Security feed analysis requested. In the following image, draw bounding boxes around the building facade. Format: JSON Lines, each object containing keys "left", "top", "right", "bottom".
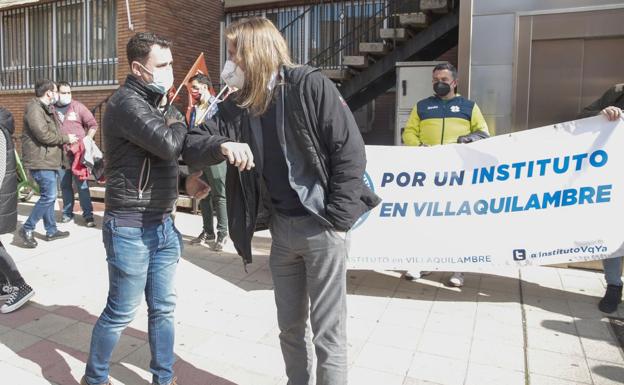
{"left": 458, "top": 0, "right": 624, "bottom": 135}
{"left": 0, "top": 0, "right": 459, "bottom": 148}
{"left": 222, "top": 0, "right": 459, "bottom": 145}
{"left": 0, "top": 0, "right": 223, "bottom": 147}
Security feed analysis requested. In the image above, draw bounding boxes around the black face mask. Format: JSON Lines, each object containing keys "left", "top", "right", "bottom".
{"left": 433, "top": 81, "right": 452, "bottom": 97}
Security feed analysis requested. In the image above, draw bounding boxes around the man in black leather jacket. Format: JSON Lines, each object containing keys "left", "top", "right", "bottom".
{"left": 81, "top": 32, "right": 253, "bottom": 385}
{"left": 184, "top": 18, "right": 380, "bottom": 385}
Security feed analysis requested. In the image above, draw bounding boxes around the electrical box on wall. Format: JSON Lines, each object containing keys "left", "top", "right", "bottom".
{"left": 395, "top": 61, "right": 445, "bottom": 145}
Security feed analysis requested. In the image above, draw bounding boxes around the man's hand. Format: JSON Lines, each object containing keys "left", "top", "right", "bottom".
{"left": 67, "top": 134, "right": 78, "bottom": 144}
{"left": 601, "top": 106, "right": 622, "bottom": 121}
{"left": 185, "top": 171, "right": 210, "bottom": 200}
{"left": 220, "top": 142, "right": 255, "bottom": 171}
{"left": 166, "top": 115, "right": 185, "bottom": 127}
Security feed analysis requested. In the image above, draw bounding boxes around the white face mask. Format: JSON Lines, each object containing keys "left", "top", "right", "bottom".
{"left": 220, "top": 60, "right": 245, "bottom": 91}
{"left": 139, "top": 63, "right": 174, "bottom": 94}
{"left": 57, "top": 94, "right": 72, "bottom": 106}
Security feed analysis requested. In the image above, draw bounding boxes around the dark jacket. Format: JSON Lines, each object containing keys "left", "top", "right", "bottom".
{"left": 184, "top": 66, "right": 382, "bottom": 264}
{"left": 103, "top": 75, "right": 227, "bottom": 214}
{"left": 578, "top": 83, "right": 624, "bottom": 118}
{"left": 21, "top": 98, "right": 71, "bottom": 170}
{"left": 0, "top": 107, "right": 17, "bottom": 235}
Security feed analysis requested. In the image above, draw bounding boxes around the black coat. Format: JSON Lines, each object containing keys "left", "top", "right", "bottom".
{"left": 184, "top": 66, "right": 381, "bottom": 264}
{"left": 103, "top": 75, "right": 226, "bottom": 214}
{"left": 579, "top": 83, "right": 624, "bottom": 118}
{"left": 0, "top": 107, "right": 17, "bottom": 235}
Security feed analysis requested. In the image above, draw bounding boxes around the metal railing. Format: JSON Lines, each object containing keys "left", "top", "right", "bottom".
{"left": 227, "top": 0, "right": 400, "bottom": 69}
{"left": 307, "top": 0, "right": 424, "bottom": 69}
{"left": 0, "top": 0, "right": 117, "bottom": 90}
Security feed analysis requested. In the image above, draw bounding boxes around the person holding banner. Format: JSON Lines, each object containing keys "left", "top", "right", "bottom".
{"left": 188, "top": 73, "right": 229, "bottom": 251}
{"left": 184, "top": 17, "right": 380, "bottom": 385}
{"left": 579, "top": 84, "right": 624, "bottom": 313}
{"left": 402, "top": 62, "right": 490, "bottom": 287}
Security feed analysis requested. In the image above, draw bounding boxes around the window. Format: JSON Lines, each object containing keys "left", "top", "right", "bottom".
{"left": 0, "top": 0, "right": 117, "bottom": 90}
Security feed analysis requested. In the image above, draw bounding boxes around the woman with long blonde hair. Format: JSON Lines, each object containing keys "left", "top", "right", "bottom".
{"left": 184, "top": 17, "right": 380, "bottom": 385}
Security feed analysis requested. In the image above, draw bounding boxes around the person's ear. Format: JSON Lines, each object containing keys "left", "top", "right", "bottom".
{"left": 131, "top": 61, "right": 143, "bottom": 77}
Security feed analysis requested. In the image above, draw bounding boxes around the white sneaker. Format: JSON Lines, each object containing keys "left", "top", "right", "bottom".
{"left": 404, "top": 271, "right": 431, "bottom": 281}
{"left": 448, "top": 272, "right": 464, "bottom": 287}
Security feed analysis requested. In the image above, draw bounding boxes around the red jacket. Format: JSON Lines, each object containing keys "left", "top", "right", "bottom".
{"left": 68, "top": 140, "right": 90, "bottom": 181}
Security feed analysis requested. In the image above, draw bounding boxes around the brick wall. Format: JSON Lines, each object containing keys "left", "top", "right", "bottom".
{"left": 1, "top": 89, "right": 116, "bottom": 151}
{"left": 147, "top": 0, "right": 223, "bottom": 90}
{"left": 117, "top": 0, "right": 148, "bottom": 84}
{"left": 0, "top": 0, "right": 145, "bottom": 147}
{"left": 0, "top": 0, "right": 224, "bottom": 149}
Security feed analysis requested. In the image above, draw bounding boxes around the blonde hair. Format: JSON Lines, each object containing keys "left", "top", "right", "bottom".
{"left": 225, "top": 17, "right": 297, "bottom": 116}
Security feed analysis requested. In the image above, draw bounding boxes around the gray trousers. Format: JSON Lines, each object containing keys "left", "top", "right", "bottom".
{"left": 269, "top": 213, "right": 349, "bottom": 385}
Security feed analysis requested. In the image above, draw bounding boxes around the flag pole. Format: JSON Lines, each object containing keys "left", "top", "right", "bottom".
{"left": 168, "top": 52, "right": 207, "bottom": 107}
{"left": 169, "top": 82, "right": 186, "bottom": 106}
{"left": 194, "top": 85, "right": 230, "bottom": 125}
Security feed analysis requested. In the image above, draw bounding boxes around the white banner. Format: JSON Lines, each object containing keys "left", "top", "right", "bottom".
{"left": 348, "top": 116, "right": 624, "bottom": 271}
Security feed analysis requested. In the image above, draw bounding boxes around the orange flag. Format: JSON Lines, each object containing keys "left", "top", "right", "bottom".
{"left": 171, "top": 53, "right": 214, "bottom": 124}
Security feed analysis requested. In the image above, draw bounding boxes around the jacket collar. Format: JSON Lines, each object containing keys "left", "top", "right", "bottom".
{"left": 36, "top": 98, "right": 54, "bottom": 115}
{"left": 123, "top": 74, "right": 164, "bottom": 107}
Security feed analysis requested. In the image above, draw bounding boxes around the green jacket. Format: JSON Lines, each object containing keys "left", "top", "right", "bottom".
{"left": 21, "top": 98, "right": 71, "bottom": 170}
{"left": 578, "top": 83, "right": 624, "bottom": 118}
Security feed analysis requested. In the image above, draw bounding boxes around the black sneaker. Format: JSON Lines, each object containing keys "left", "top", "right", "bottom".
{"left": 0, "top": 283, "right": 15, "bottom": 301}
{"left": 85, "top": 218, "right": 96, "bottom": 228}
{"left": 598, "top": 284, "right": 623, "bottom": 313}
{"left": 213, "top": 233, "right": 227, "bottom": 251}
{"left": 0, "top": 283, "right": 35, "bottom": 313}
{"left": 45, "top": 230, "right": 70, "bottom": 241}
{"left": 18, "top": 227, "right": 38, "bottom": 248}
{"left": 191, "top": 230, "right": 215, "bottom": 245}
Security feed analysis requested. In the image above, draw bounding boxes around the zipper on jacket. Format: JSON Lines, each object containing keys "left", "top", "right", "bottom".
{"left": 138, "top": 157, "right": 151, "bottom": 200}
{"left": 440, "top": 103, "right": 446, "bottom": 145}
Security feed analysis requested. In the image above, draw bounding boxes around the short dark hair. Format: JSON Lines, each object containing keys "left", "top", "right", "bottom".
{"left": 57, "top": 81, "right": 71, "bottom": 90}
{"left": 190, "top": 73, "right": 212, "bottom": 88}
{"left": 126, "top": 32, "right": 172, "bottom": 66}
{"left": 433, "top": 63, "right": 457, "bottom": 80}
{"left": 35, "top": 79, "right": 56, "bottom": 97}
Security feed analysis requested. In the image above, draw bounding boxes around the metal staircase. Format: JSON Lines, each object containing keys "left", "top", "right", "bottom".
{"left": 280, "top": 0, "right": 459, "bottom": 111}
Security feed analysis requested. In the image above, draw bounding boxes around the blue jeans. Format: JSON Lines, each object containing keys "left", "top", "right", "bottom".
{"left": 603, "top": 257, "right": 623, "bottom": 286}
{"left": 23, "top": 169, "right": 59, "bottom": 235}
{"left": 85, "top": 216, "right": 182, "bottom": 385}
{"left": 59, "top": 167, "right": 93, "bottom": 220}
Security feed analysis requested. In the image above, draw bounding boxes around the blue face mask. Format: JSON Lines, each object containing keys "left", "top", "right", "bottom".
{"left": 138, "top": 62, "right": 174, "bottom": 94}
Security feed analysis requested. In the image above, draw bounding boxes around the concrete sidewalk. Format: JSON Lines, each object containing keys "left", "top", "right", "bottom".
{"left": 0, "top": 202, "right": 623, "bottom": 385}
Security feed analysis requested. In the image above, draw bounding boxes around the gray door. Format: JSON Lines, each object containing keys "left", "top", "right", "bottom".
{"left": 528, "top": 37, "right": 624, "bottom": 129}
{"left": 513, "top": 8, "right": 624, "bottom": 131}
